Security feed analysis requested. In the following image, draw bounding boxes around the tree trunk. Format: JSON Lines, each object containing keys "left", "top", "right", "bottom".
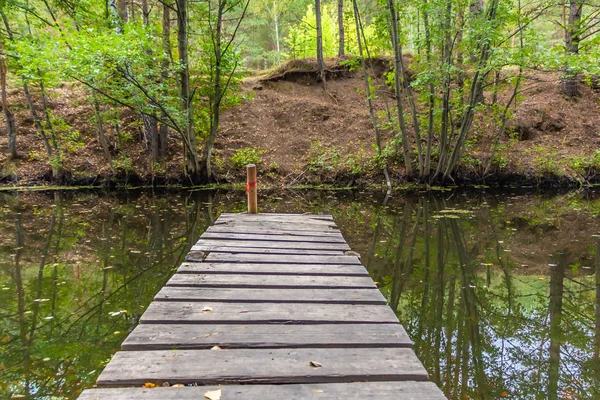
{"left": 548, "top": 254, "right": 567, "bottom": 400}
{"left": 176, "top": 0, "right": 200, "bottom": 179}
{"left": 352, "top": 0, "right": 392, "bottom": 193}
{"left": 562, "top": 0, "right": 583, "bottom": 97}
{"left": 92, "top": 89, "right": 114, "bottom": 170}
{"left": 160, "top": 1, "right": 172, "bottom": 159}
{"left": 200, "top": 2, "right": 224, "bottom": 183}
{"left": 337, "top": 0, "right": 345, "bottom": 57}
{"left": 141, "top": 0, "right": 160, "bottom": 163}
{"left": 273, "top": 0, "right": 281, "bottom": 64}
{"left": 315, "top": 0, "right": 326, "bottom": 83}
{"left": 117, "top": 0, "right": 128, "bottom": 24}
{"left": 386, "top": 0, "right": 412, "bottom": 176}
{"left": 0, "top": 39, "right": 17, "bottom": 159}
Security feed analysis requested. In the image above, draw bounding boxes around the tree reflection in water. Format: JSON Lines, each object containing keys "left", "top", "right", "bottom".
{"left": 0, "top": 191, "right": 212, "bottom": 399}
{"left": 357, "top": 195, "right": 600, "bottom": 399}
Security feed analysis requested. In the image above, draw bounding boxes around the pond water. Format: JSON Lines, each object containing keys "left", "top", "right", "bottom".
{"left": 0, "top": 189, "right": 598, "bottom": 399}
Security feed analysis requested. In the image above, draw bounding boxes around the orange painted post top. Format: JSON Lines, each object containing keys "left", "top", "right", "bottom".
{"left": 247, "top": 164, "right": 257, "bottom": 214}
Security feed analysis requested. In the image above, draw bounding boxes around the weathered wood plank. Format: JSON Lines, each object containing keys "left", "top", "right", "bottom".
{"left": 200, "top": 231, "right": 347, "bottom": 243}
{"left": 218, "top": 214, "right": 335, "bottom": 224}
{"left": 207, "top": 225, "right": 343, "bottom": 236}
{"left": 166, "top": 274, "right": 376, "bottom": 289}
{"left": 81, "top": 381, "right": 446, "bottom": 400}
{"left": 191, "top": 245, "right": 345, "bottom": 256}
{"left": 122, "top": 323, "right": 411, "bottom": 350}
{"left": 220, "top": 213, "right": 334, "bottom": 220}
{"left": 177, "top": 262, "right": 369, "bottom": 276}
{"left": 204, "top": 253, "right": 361, "bottom": 265}
{"left": 193, "top": 239, "right": 350, "bottom": 251}
{"left": 139, "top": 301, "right": 399, "bottom": 324}
{"left": 213, "top": 221, "right": 338, "bottom": 232}
{"left": 95, "top": 348, "right": 428, "bottom": 386}
{"left": 155, "top": 287, "right": 385, "bottom": 304}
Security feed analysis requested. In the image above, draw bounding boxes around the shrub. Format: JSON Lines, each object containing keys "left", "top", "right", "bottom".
{"left": 231, "top": 147, "right": 265, "bottom": 169}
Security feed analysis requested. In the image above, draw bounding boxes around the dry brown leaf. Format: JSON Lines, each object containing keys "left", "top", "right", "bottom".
{"left": 201, "top": 306, "right": 213, "bottom": 314}
{"left": 211, "top": 346, "right": 222, "bottom": 351}
{"left": 308, "top": 361, "right": 322, "bottom": 368}
{"left": 204, "top": 389, "right": 222, "bottom": 400}
{"left": 161, "top": 382, "right": 170, "bottom": 387}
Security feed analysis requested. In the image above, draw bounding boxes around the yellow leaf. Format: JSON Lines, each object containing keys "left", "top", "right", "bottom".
{"left": 204, "top": 389, "right": 222, "bottom": 400}
{"left": 143, "top": 382, "right": 157, "bottom": 388}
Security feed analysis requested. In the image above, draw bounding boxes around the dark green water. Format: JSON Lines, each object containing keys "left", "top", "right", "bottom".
{"left": 0, "top": 189, "right": 598, "bottom": 399}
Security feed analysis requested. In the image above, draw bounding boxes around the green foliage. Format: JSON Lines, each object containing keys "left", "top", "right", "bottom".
{"left": 532, "top": 147, "right": 559, "bottom": 176}
{"left": 113, "top": 155, "right": 134, "bottom": 174}
{"left": 230, "top": 147, "right": 265, "bottom": 169}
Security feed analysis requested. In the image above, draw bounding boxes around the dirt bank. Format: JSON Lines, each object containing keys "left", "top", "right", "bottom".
{"left": 1, "top": 58, "right": 600, "bottom": 188}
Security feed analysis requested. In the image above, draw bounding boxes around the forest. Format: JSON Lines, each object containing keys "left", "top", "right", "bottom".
{"left": 0, "top": 0, "right": 600, "bottom": 187}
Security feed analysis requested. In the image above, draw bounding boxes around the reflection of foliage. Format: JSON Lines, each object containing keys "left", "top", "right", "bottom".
{"left": 0, "top": 192, "right": 212, "bottom": 399}
{"left": 354, "top": 195, "right": 600, "bottom": 399}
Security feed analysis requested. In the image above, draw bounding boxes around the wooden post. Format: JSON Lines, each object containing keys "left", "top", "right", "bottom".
{"left": 247, "top": 164, "right": 257, "bottom": 214}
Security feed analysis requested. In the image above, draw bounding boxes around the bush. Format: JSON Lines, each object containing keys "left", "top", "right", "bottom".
{"left": 231, "top": 147, "right": 265, "bottom": 169}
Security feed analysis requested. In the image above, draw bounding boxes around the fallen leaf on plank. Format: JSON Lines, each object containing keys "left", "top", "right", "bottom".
{"left": 204, "top": 389, "right": 222, "bottom": 400}
{"left": 309, "top": 361, "right": 322, "bottom": 368}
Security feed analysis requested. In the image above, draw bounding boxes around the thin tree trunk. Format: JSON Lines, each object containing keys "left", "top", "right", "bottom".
{"left": 562, "top": 0, "right": 583, "bottom": 97}
{"left": 274, "top": 1, "right": 281, "bottom": 64}
{"left": 315, "top": 0, "right": 326, "bottom": 84}
{"left": 352, "top": 0, "right": 392, "bottom": 193}
{"left": 338, "top": 0, "right": 345, "bottom": 57}
{"left": 386, "top": 0, "right": 412, "bottom": 176}
{"left": 594, "top": 237, "right": 600, "bottom": 386}
{"left": 22, "top": 81, "right": 53, "bottom": 158}
{"left": 423, "top": 0, "right": 434, "bottom": 178}
{"left": 92, "top": 89, "right": 114, "bottom": 169}
{"left": 176, "top": 0, "right": 199, "bottom": 179}
{"left": 140, "top": 0, "right": 160, "bottom": 163}
{"left": 548, "top": 254, "right": 567, "bottom": 400}
{"left": 0, "top": 39, "right": 17, "bottom": 159}
{"left": 443, "top": 0, "right": 500, "bottom": 179}
{"left": 200, "top": 1, "right": 225, "bottom": 182}
{"left": 160, "top": 1, "right": 172, "bottom": 159}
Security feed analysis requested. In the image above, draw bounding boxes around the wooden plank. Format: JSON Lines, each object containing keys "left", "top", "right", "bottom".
{"left": 139, "top": 301, "right": 399, "bottom": 324}
{"left": 220, "top": 213, "right": 334, "bottom": 220}
{"left": 213, "top": 221, "right": 337, "bottom": 232}
{"left": 80, "top": 381, "right": 446, "bottom": 400}
{"left": 200, "top": 231, "right": 347, "bottom": 243}
{"left": 191, "top": 245, "right": 345, "bottom": 256}
{"left": 122, "top": 323, "right": 411, "bottom": 350}
{"left": 166, "top": 274, "right": 376, "bottom": 289}
{"left": 192, "top": 239, "right": 350, "bottom": 251}
{"left": 207, "top": 225, "right": 344, "bottom": 237}
{"left": 95, "top": 348, "right": 428, "bottom": 386}
{"left": 204, "top": 253, "right": 361, "bottom": 265}
{"left": 177, "top": 262, "right": 369, "bottom": 276}
{"left": 155, "top": 287, "right": 385, "bottom": 304}
{"left": 217, "top": 214, "right": 335, "bottom": 224}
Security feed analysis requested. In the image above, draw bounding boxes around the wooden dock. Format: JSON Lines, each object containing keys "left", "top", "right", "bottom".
{"left": 79, "top": 213, "right": 445, "bottom": 399}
